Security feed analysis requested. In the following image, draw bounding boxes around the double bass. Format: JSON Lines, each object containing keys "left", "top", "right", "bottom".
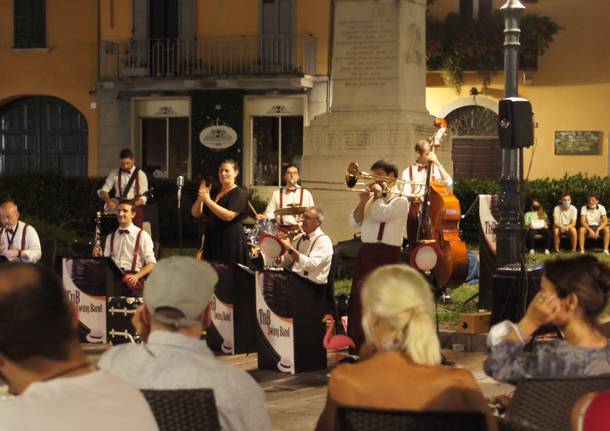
{"left": 410, "top": 118, "right": 469, "bottom": 290}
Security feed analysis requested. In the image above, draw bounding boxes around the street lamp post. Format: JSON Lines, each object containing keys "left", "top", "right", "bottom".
{"left": 496, "top": 0, "right": 526, "bottom": 266}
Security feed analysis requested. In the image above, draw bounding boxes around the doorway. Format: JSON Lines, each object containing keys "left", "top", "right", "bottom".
{"left": 141, "top": 117, "right": 189, "bottom": 179}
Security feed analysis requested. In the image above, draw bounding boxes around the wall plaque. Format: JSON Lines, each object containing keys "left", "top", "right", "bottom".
{"left": 554, "top": 131, "right": 602, "bottom": 155}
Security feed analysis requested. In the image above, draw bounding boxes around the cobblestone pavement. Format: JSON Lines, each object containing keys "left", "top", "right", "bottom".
{"left": 84, "top": 345, "right": 512, "bottom": 431}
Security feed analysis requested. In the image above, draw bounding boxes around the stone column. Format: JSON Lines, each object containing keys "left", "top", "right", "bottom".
{"left": 302, "top": 0, "right": 451, "bottom": 241}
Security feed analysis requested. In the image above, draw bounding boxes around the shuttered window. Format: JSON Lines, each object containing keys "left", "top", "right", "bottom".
{"left": 13, "top": 0, "right": 46, "bottom": 48}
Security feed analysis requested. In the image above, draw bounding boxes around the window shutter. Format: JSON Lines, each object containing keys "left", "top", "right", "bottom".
{"left": 13, "top": 0, "right": 46, "bottom": 49}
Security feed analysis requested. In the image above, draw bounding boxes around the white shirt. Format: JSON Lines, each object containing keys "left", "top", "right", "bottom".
{"left": 285, "top": 227, "right": 333, "bottom": 285}
{"left": 401, "top": 163, "right": 453, "bottom": 197}
{"left": 0, "top": 370, "right": 158, "bottom": 431}
{"left": 103, "top": 223, "right": 156, "bottom": 272}
{"left": 0, "top": 220, "right": 41, "bottom": 263}
{"left": 264, "top": 186, "right": 314, "bottom": 225}
{"left": 99, "top": 331, "right": 271, "bottom": 431}
{"left": 100, "top": 166, "right": 149, "bottom": 204}
{"left": 349, "top": 195, "right": 409, "bottom": 247}
{"left": 580, "top": 204, "right": 607, "bottom": 226}
{"left": 553, "top": 204, "right": 578, "bottom": 227}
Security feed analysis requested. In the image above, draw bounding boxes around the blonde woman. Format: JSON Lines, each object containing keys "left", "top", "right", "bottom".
{"left": 315, "top": 264, "right": 497, "bottom": 431}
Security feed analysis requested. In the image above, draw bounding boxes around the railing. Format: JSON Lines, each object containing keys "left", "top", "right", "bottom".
{"left": 99, "top": 35, "right": 318, "bottom": 81}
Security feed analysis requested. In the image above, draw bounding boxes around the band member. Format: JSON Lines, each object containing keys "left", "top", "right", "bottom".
{"left": 191, "top": 159, "right": 249, "bottom": 265}
{"left": 98, "top": 148, "right": 149, "bottom": 227}
{"left": 93, "top": 200, "right": 156, "bottom": 289}
{"left": 347, "top": 160, "right": 409, "bottom": 353}
{"left": 0, "top": 200, "right": 42, "bottom": 263}
{"left": 281, "top": 207, "right": 333, "bottom": 285}
{"left": 263, "top": 164, "right": 314, "bottom": 227}
{"left": 402, "top": 139, "right": 453, "bottom": 248}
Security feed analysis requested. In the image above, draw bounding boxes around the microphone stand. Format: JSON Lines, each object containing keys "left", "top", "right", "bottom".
{"left": 177, "top": 176, "right": 184, "bottom": 255}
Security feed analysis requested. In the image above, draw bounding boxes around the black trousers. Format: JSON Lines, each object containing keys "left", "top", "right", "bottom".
{"left": 526, "top": 228, "right": 552, "bottom": 250}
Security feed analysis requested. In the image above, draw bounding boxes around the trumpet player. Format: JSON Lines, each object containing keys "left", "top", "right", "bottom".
{"left": 402, "top": 139, "right": 453, "bottom": 248}
{"left": 263, "top": 164, "right": 314, "bottom": 227}
{"left": 347, "top": 160, "right": 409, "bottom": 353}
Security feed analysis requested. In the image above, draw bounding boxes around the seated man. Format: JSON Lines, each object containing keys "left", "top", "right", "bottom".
{"left": 93, "top": 200, "right": 155, "bottom": 289}
{"left": 99, "top": 256, "right": 271, "bottom": 431}
{"left": 0, "top": 200, "right": 41, "bottom": 263}
{"left": 281, "top": 207, "right": 333, "bottom": 286}
{"left": 579, "top": 194, "right": 609, "bottom": 254}
{"left": 553, "top": 192, "right": 578, "bottom": 252}
{"left": 0, "top": 263, "right": 157, "bottom": 430}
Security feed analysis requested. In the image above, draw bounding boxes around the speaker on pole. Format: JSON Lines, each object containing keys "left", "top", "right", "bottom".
{"left": 498, "top": 97, "right": 534, "bottom": 149}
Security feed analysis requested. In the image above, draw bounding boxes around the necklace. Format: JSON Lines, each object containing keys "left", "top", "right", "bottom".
{"left": 43, "top": 362, "right": 93, "bottom": 382}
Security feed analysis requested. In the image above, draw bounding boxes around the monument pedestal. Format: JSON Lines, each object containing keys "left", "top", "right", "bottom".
{"left": 302, "top": 0, "right": 453, "bottom": 241}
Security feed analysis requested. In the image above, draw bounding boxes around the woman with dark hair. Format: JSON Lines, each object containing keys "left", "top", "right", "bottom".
{"left": 484, "top": 255, "right": 610, "bottom": 383}
{"left": 191, "top": 159, "right": 249, "bottom": 264}
{"left": 524, "top": 198, "right": 551, "bottom": 255}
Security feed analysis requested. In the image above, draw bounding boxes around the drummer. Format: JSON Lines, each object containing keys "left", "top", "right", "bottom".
{"left": 263, "top": 164, "right": 314, "bottom": 230}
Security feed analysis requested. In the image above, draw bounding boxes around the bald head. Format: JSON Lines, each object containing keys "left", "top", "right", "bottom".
{"left": 0, "top": 201, "right": 19, "bottom": 229}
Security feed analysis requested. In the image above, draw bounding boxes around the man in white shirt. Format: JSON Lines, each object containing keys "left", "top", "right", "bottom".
{"left": 281, "top": 207, "right": 333, "bottom": 285}
{"left": 578, "top": 194, "right": 609, "bottom": 254}
{"left": 0, "top": 263, "right": 158, "bottom": 431}
{"left": 93, "top": 200, "right": 156, "bottom": 290}
{"left": 99, "top": 148, "right": 149, "bottom": 227}
{"left": 553, "top": 192, "right": 578, "bottom": 252}
{"left": 347, "top": 160, "right": 409, "bottom": 352}
{"left": 401, "top": 139, "right": 452, "bottom": 248}
{"left": 0, "top": 200, "right": 42, "bottom": 263}
{"left": 263, "top": 164, "right": 314, "bottom": 227}
{"left": 99, "top": 256, "right": 271, "bottom": 431}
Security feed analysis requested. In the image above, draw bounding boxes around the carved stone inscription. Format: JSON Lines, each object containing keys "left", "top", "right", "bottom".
{"left": 332, "top": 1, "right": 399, "bottom": 110}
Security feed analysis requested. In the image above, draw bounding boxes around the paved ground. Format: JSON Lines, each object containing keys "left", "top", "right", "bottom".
{"left": 84, "top": 345, "right": 513, "bottom": 431}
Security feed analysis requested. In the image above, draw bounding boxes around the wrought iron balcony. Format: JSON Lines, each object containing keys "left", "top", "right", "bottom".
{"left": 99, "top": 35, "right": 318, "bottom": 81}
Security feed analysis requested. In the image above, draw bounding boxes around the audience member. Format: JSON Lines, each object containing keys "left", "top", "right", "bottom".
{"left": 315, "top": 264, "right": 497, "bottom": 431}
{"left": 484, "top": 255, "right": 610, "bottom": 383}
{"left": 571, "top": 389, "right": 610, "bottom": 431}
{"left": 579, "top": 194, "right": 609, "bottom": 254}
{"left": 524, "top": 198, "right": 551, "bottom": 255}
{"left": 99, "top": 256, "right": 271, "bottom": 431}
{"left": 553, "top": 193, "right": 578, "bottom": 252}
{"left": 0, "top": 263, "right": 158, "bottom": 431}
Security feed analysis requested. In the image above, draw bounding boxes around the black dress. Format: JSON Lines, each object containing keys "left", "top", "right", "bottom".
{"left": 202, "top": 187, "right": 249, "bottom": 265}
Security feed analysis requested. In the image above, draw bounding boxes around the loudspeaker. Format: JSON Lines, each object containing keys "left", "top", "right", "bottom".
{"left": 498, "top": 97, "right": 534, "bottom": 149}
{"left": 491, "top": 266, "right": 542, "bottom": 325}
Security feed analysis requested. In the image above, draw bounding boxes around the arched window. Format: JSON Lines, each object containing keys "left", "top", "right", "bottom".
{"left": 446, "top": 105, "right": 501, "bottom": 180}
{"left": 0, "top": 96, "right": 88, "bottom": 176}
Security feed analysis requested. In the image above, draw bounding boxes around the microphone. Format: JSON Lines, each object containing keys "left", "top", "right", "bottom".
{"left": 177, "top": 175, "right": 185, "bottom": 208}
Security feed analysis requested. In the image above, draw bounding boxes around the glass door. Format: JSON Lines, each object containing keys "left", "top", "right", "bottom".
{"left": 141, "top": 117, "right": 189, "bottom": 179}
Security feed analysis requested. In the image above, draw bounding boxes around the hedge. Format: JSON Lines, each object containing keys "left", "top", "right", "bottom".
{"left": 1, "top": 172, "right": 609, "bottom": 254}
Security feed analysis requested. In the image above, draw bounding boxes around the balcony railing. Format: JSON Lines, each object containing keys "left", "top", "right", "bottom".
{"left": 99, "top": 35, "right": 318, "bottom": 81}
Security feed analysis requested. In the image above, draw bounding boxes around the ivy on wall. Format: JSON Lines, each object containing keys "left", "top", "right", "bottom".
{"left": 426, "top": 12, "right": 562, "bottom": 93}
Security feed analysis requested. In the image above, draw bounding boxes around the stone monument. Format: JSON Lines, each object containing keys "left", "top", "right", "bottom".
{"left": 301, "top": 0, "right": 452, "bottom": 242}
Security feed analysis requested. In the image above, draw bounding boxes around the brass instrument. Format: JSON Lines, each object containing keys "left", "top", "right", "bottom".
{"left": 92, "top": 211, "right": 103, "bottom": 256}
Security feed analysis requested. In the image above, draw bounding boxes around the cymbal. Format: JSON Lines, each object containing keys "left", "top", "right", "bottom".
{"left": 274, "top": 206, "right": 308, "bottom": 216}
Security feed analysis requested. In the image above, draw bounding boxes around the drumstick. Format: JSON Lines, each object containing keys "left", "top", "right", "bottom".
{"left": 248, "top": 201, "right": 259, "bottom": 218}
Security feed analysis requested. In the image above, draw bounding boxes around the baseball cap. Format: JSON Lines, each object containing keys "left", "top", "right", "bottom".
{"left": 143, "top": 256, "right": 218, "bottom": 327}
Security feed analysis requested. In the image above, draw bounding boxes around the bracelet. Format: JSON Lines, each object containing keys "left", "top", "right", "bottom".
{"left": 511, "top": 322, "right": 531, "bottom": 344}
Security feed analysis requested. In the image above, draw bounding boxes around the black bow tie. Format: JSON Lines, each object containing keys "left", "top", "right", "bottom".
{"left": 119, "top": 229, "right": 129, "bottom": 235}
{"left": 120, "top": 169, "right": 131, "bottom": 174}
{"left": 301, "top": 234, "right": 310, "bottom": 241}
{"left": 5, "top": 228, "right": 14, "bottom": 234}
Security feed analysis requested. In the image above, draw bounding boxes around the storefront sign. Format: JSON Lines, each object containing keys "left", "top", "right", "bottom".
{"left": 199, "top": 125, "right": 238, "bottom": 150}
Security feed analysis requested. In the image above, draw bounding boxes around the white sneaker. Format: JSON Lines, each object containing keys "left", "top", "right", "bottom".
{"left": 604, "top": 250, "right": 609, "bottom": 255}
{"left": 580, "top": 250, "right": 585, "bottom": 254}
{"left": 544, "top": 249, "right": 550, "bottom": 255}
{"left": 529, "top": 249, "right": 535, "bottom": 255}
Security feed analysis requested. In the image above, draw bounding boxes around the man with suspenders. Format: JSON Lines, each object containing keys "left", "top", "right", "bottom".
{"left": 264, "top": 164, "right": 314, "bottom": 229}
{"left": 281, "top": 207, "right": 333, "bottom": 286}
{"left": 347, "top": 160, "right": 409, "bottom": 353}
{"left": 99, "top": 148, "right": 149, "bottom": 228}
{"left": 0, "top": 200, "right": 42, "bottom": 263}
{"left": 93, "top": 200, "right": 156, "bottom": 290}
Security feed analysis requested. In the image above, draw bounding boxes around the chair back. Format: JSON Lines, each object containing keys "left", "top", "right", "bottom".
{"left": 336, "top": 406, "right": 486, "bottom": 431}
{"left": 504, "top": 375, "right": 610, "bottom": 431}
{"left": 141, "top": 388, "right": 221, "bottom": 431}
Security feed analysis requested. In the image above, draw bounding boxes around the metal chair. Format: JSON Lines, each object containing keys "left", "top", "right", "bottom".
{"left": 336, "top": 406, "right": 487, "bottom": 431}
{"left": 500, "top": 375, "right": 610, "bottom": 431}
{"left": 141, "top": 388, "right": 221, "bottom": 431}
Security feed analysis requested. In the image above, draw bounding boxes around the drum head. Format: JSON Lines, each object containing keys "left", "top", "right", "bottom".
{"left": 259, "top": 233, "right": 286, "bottom": 258}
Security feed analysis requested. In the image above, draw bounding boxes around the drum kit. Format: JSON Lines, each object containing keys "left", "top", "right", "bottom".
{"left": 245, "top": 205, "right": 307, "bottom": 269}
